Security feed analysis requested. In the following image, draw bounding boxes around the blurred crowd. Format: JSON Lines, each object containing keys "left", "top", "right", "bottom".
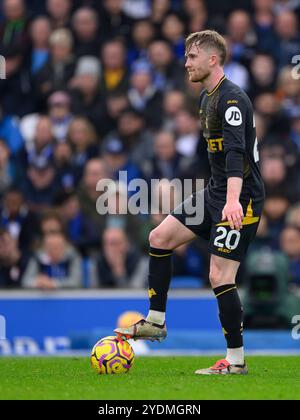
{"left": 0, "top": 0, "right": 300, "bottom": 290}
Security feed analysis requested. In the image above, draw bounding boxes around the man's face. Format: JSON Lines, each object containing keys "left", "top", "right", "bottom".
{"left": 185, "top": 44, "right": 212, "bottom": 83}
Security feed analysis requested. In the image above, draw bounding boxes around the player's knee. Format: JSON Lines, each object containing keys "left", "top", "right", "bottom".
{"left": 209, "top": 264, "right": 226, "bottom": 288}
{"left": 149, "top": 227, "right": 173, "bottom": 250}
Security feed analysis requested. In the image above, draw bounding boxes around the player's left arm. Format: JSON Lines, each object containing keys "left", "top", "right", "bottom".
{"left": 218, "top": 91, "right": 248, "bottom": 231}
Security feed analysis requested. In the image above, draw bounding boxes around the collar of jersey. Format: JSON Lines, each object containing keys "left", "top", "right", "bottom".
{"left": 206, "top": 75, "right": 226, "bottom": 96}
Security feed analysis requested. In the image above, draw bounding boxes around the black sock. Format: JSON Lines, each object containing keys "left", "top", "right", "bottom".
{"left": 213, "top": 284, "right": 243, "bottom": 348}
{"left": 148, "top": 247, "right": 173, "bottom": 312}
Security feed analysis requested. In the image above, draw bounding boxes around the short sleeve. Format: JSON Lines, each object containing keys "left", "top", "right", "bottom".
{"left": 218, "top": 91, "right": 248, "bottom": 154}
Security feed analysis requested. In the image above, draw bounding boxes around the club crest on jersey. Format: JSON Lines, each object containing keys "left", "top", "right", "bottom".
{"left": 225, "top": 106, "right": 242, "bottom": 126}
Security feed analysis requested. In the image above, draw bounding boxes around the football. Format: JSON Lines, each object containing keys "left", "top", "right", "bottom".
{"left": 90, "top": 336, "right": 135, "bottom": 374}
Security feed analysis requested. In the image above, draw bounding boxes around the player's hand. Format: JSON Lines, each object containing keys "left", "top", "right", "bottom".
{"left": 222, "top": 200, "right": 244, "bottom": 231}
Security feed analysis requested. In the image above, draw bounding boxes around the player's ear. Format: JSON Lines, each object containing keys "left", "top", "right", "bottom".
{"left": 209, "top": 53, "right": 218, "bottom": 67}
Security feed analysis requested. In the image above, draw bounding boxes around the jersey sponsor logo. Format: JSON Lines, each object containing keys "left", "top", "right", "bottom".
{"left": 227, "top": 99, "right": 238, "bottom": 104}
{"left": 225, "top": 106, "right": 242, "bottom": 126}
{"left": 207, "top": 138, "right": 224, "bottom": 152}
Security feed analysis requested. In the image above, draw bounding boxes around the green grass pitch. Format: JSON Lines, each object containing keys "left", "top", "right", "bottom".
{"left": 0, "top": 356, "right": 299, "bottom": 400}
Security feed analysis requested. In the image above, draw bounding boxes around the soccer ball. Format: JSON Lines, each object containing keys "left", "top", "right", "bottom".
{"left": 90, "top": 336, "right": 135, "bottom": 374}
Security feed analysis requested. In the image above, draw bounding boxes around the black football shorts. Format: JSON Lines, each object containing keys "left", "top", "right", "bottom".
{"left": 171, "top": 189, "right": 264, "bottom": 262}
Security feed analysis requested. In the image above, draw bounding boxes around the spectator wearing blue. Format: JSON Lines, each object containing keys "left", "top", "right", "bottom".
{"left": 0, "top": 140, "right": 17, "bottom": 197}
{"left": 253, "top": 0, "right": 278, "bottom": 56}
{"left": 161, "top": 13, "right": 186, "bottom": 61}
{"left": 128, "top": 60, "right": 163, "bottom": 129}
{"left": 18, "top": 115, "right": 54, "bottom": 172}
{"left": 0, "top": 227, "right": 28, "bottom": 288}
{"left": 21, "top": 160, "right": 59, "bottom": 212}
{"left": 172, "top": 242, "right": 206, "bottom": 282}
{"left": 148, "top": 39, "right": 185, "bottom": 91}
{"left": 274, "top": 10, "right": 300, "bottom": 68}
{"left": 0, "top": 187, "right": 39, "bottom": 252}
{"left": 226, "top": 9, "right": 257, "bottom": 68}
{"left": 280, "top": 224, "right": 300, "bottom": 287}
{"left": 22, "top": 231, "right": 82, "bottom": 289}
{"left": 47, "top": 90, "right": 73, "bottom": 142}
{"left": 127, "top": 19, "right": 155, "bottom": 66}
{"left": 0, "top": 102, "right": 24, "bottom": 155}
{"left": 29, "top": 16, "right": 51, "bottom": 75}
{"left": 54, "top": 190, "right": 100, "bottom": 256}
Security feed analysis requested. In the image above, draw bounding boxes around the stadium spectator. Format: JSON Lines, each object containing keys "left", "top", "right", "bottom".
{"left": 18, "top": 115, "right": 55, "bottom": 172}
{"left": 174, "top": 108, "right": 200, "bottom": 158}
{"left": 127, "top": 19, "right": 155, "bottom": 65}
{"left": 253, "top": 0, "right": 277, "bottom": 56}
{"left": 77, "top": 158, "right": 108, "bottom": 234}
{"left": 102, "top": 137, "right": 142, "bottom": 187}
{"left": 140, "top": 129, "right": 194, "bottom": 182}
{"left": 122, "top": 0, "right": 151, "bottom": 20}
{"left": 161, "top": 13, "right": 186, "bottom": 61}
{"left": 264, "top": 191, "right": 293, "bottom": 248}
{"left": 0, "top": 102, "right": 24, "bottom": 155}
{"left": 184, "top": 0, "right": 208, "bottom": 33}
{"left": 54, "top": 190, "right": 100, "bottom": 255}
{"left": 35, "top": 28, "right": 75, "bottom": 108}
{"left": 91, "top": 227, "right": 148, "bottom": 288}
{"left": 0, "top": 140, "right": 16, "bottom": 196}
{"left": 0, "top": 187, "right": 39, "bottom": 252}
{"left": 104, "top": 91, "right": 129, "bottom": 135}
{"left": 224, "top": 37, "right": 250, "bottom": 91}
{"left": 71, "top": 6, "right": 101, "bottom": 58}
{"left": 69, "top": 55, "right": 107, "bottom": 136}
{"left": 0, "top": 0, "right": 30, "bottom": 52}
{"left": 21, "top": 160, "right": 58, "bottom": 212}
{"left": 148, "top": 39, "right": 185, "bottom": 91}
{"left": 0, "top": 227, "right": 28, "bottom": 288}
{"left": 172, "top": 241, "right": 207, "bottom": 282}
{"left": 29, "top": 16, "right": 51, "bottom": 75}
{"left": 274, "top": 10, "right": 300, "bottom": 67}
{"left": 162, "top": 90, "right": 186, "bottom": 131}
{"left": 100, "top": 39, "right": 129, "bottom": 95}
{"left": 226, "top": 9, "right": 257, "bottom": 67}
{"left": 280, "top": 224, "right": 300, "bottom": 286}
{"left": 99, "top": 0, "right": 132, "bottom": 43}
{"left": 151, "top": 0, "right": 171, "bottom": 30}
{"left": 47, "top": 90, "right": 73, "bottom": 142}
{"left": 39, "top": 210, "right": 65, "bottom": 239}
{"left": 113, "top": 107, "right": 154, "bottom": 164}
{"left": 0, "top": 45, "right": 35, "bottom": 116}
{"left": 53, "top": 141, "right": 76, "bottom": 192}
{"left": 248, "top": 53, "right": 276, "bottom": 100}
{"left": 66, "top": 116, "right": 98, "bottom": 183}
{"left": 46, "top": 0, "right": 72, "bottom": 29}
{"left": 22, "top": 231, "right": 82, "bottom": 288}
{"left": 127, "top": 60, "right": 163, "bottom": 129}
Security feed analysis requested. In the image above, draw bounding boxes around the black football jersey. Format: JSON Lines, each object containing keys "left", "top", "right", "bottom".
{"left": 199, "top": 76, "right": 265, "bottom": 207}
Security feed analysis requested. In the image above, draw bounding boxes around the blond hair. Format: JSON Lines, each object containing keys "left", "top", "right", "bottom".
{"left": 185, "top": 30, "right": 227, "bottom": 65}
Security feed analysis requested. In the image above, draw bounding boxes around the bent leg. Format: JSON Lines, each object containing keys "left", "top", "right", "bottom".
{"left": 149, "top": 214, "right": 197, "bottom": 250}
{"left": 146, "top": 215, "right": 196, "bottom": 322}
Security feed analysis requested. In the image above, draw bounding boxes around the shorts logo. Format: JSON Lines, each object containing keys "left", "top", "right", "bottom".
{"left": 225, "top": 106, "right": 242, "bottom": 126}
